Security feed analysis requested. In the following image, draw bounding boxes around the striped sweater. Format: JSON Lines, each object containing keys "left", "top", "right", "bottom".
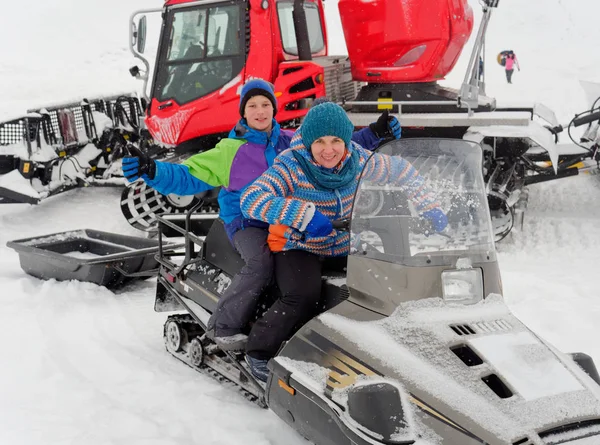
{"left": 240, "top": 133, "right": 440, "bottom": 256}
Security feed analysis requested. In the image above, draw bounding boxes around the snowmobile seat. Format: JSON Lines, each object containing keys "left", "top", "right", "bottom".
{"left": 201, "top": 219, "right": 347, "bottom": 313}
{"left": 203, "top": 218, "right": 245, "bottom": 275}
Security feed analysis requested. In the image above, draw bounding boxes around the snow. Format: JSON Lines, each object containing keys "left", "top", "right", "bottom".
{"left": 1, "top": 0, "right": 600, "bottom": 444}
{"left": 469, "top": 331, "right": 584, "bottom": 401}
{"left": 63, "top": 250, "right": 105, "bottom": 260}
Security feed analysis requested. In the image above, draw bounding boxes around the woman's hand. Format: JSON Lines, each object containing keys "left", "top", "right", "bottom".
{"left": 305, "top": 210, "right": 333, "bottom": 237}
{"left": 421, "top": 208, "right": 448, "bottom": 233}
{"left": 369, "top": 110, "right": 402, "bottom": 140}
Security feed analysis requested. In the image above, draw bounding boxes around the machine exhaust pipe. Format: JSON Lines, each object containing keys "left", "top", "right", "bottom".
{"left": 293, "top": 0, "right": 312, "bottom": 61}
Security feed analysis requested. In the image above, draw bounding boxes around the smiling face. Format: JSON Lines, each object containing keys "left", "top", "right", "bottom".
{"left": 310, "top": 136, "right": 346, "bottom": 169}
{"left": 243, "top": 95, "right": 274, "bottom": 132}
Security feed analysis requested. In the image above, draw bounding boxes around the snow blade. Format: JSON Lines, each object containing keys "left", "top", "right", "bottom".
{"left": 0, "top": 185, "right": 41, "bottom": 204}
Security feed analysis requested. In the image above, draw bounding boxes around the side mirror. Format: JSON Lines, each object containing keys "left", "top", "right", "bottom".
{"left": 137, "top": 16, "right": 147, "bottom": 54}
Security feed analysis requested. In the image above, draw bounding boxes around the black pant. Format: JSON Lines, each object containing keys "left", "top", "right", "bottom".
{"left": 506, "top": 69, "right": 514, "bottom": 83}
{"left": 207, "top": 227, "right": 273, "bottom": 337}
{"left": 246, "top": 250, "right": 347, "bottom": 360}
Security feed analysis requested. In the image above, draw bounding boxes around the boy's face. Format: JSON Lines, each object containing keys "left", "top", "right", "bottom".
{"left": 244, "top": 95, "right": 274, "bottom": 132}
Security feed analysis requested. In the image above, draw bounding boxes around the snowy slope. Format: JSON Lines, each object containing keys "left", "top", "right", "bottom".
{"left": 0, "top": 0, "right": 163, "bottom": 121}
{"left": 1, "top": 1, "right": 600, "bottom": 444}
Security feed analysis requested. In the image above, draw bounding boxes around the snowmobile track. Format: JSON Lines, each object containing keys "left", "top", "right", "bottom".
{"left": 164, "top": 314, "right": 267, "bottom": 408}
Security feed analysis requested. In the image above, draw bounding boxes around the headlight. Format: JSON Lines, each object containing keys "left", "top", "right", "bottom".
{"left": 441, "top": 268, "right": 483, "bottom": 305}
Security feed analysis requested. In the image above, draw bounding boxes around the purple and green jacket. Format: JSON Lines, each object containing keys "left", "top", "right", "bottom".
{"left": 146, "top": 119, "right": 293, "bottom": 239}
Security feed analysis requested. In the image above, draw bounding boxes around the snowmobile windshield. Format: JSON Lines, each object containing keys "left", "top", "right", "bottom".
{"left": 350, "top": 139, "right": 496, "bottom": 268}
{"left": 152, "top": 2, "right": 245, "bottom": 105}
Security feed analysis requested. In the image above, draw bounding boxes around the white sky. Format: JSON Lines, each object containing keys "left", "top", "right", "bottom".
{"left": 1, "top": 0, "right": 600, "bottom": 444}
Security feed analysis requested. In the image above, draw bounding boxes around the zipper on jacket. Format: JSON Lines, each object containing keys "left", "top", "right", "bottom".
{"left": 334, "top": 189, "right": 343, "bottom": 219}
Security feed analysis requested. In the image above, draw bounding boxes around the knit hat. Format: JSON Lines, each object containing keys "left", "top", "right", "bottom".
{"left": 239, "top": 79, "right": 277, "bottom": 117}
{"left": 301, "top": 102, "right": 353, "bottom": 149}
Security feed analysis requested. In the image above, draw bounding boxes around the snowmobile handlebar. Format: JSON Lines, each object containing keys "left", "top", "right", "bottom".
{"left": 332, "top": 219, "right": 350, "bottom": 232}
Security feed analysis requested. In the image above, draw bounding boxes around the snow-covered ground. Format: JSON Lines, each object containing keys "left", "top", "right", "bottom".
{"left": 1, "top": 0, "right": 600, "bottom": 444}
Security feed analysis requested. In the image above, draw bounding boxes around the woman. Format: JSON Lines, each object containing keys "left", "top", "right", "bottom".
{"left": 505, "top": 53, "right": 520, "bottom": 84}
{"left": 122, "top": 81, "right": 398, "bottom": 351}
{"left": 240, "top": 102, "right": 447, "bottom": 381}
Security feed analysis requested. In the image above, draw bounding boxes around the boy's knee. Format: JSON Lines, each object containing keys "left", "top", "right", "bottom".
{"left": 247, "top": 249, "right": 273, "bottom": 270}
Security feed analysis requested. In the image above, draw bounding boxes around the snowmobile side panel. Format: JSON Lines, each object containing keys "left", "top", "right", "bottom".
{"left": 7, "top": 229, "right": 172, "bottom": 288}
{"left": 164, "top": 266, "right": 221, "bottom": 314}
{"left": 268, "top": 358, "right": 366, "bottom": 445}
{"left": 155, "top": 278, "right": 184, "bottom": 312}
{"left": 268, "top": 355, "right": 487, "bottom": 445}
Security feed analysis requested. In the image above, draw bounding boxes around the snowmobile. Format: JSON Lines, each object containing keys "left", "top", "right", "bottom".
{"left": 153, "top": 138, "right": 600, "bottom": 445}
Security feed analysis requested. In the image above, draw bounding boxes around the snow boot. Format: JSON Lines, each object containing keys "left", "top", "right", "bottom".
{"left": 214, "top": 333, "right": 248, "bottom": 351}
{"left": 245, "top": 355, "right": 269, "bottom": 382}
{"left": 206, "top": 328, "right": 248, "bottom": 352}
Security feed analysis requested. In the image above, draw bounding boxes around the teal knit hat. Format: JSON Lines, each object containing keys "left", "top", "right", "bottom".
{"left": 301, "top": 102, "right": 354, "bottom": 149}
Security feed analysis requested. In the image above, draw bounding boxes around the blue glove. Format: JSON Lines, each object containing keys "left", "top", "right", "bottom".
{"left": 421, "top": 208, "right": 448, "bottom": 233}
{"left": 388, "top": 116, "right": 402, "bottom": 139}
{"left": 122, "top": 146, "right": 156, "bottom": 181}
{"left": 305, "top": 210, "right": 333, "bottom": 237}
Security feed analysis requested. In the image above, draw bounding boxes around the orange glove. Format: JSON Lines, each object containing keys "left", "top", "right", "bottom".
{"left": 267, "top": 224, "right": 290, "bottom": 252}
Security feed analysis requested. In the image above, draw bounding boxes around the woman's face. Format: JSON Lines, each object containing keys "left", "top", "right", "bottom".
{"left": 244, "top": 95, "right": 274, "bottom": 132}
{"left": 310, "top": 136, "right": 346, "bottom": 169}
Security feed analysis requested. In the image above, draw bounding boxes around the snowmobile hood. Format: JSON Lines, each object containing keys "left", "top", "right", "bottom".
{"left": 279, "top": 296, "right": 600, "bottom": 444}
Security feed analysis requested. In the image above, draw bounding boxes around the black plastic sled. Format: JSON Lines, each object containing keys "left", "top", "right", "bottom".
{"left": 7, "top": 229, "right": 179, "bottom": 288}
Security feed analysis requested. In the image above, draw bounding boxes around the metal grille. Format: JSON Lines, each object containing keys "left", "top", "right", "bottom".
{"left": 0, "top": 94, "right": 144, "bottom": 148}
{"left": 322, "top": 59, "right": 363, "bottom": 104}
{"left": 44, "top": 108, "right": 85, "bottom": 146}
{"left": 450, "top": 320, "right": 512, "bottom": 336}
{"left": 0, "top": 120, "right": 25, "bottom": 146}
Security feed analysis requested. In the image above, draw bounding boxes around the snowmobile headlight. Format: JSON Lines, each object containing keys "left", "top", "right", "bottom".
{"left": 441, "top": 268, "right": 483, "bottom": 305}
